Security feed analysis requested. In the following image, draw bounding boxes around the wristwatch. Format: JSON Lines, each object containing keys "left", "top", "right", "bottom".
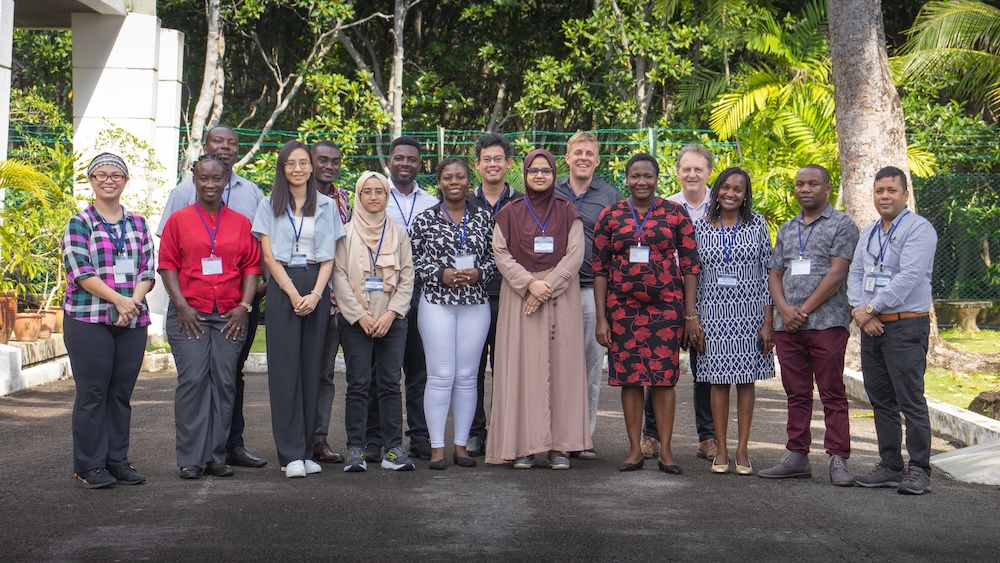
{"left": 239, "top": 302, "right": 253, "bottom": 313}
{"left": 865, "top": 304, "right": 875, "bottom": 315}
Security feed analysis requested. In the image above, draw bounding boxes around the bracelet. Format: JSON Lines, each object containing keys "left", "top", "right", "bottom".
{"left": 310, "top": 290, "right": 322, "bottom": 298}
{"left": 278, "top": 279, "right": 292, "bottom": 289}
{"left": 684, "top": 313, "right": 700, "bottom": 320}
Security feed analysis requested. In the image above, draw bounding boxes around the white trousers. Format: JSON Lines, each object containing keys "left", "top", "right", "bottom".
{"left": 418, "top": 297, "right": 491, "bottom": 448}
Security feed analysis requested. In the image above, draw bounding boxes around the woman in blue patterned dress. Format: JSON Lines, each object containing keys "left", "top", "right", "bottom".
{"left": 694, "top": 167, "right": 774, "bottom": 476}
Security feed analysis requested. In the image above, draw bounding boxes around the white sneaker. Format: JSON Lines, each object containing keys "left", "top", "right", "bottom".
{"left": 285, "top": 460, "right": 306, "bottom": 478}
{"left": 304, "top": 459, "right": 322, "bottom": 474}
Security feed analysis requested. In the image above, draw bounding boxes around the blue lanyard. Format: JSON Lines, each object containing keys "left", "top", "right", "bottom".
{"left": 223, "top": 178, "right": 233, "bottom": 208}
{"left": 441, "top": 205, "right": 468, "bottom": 248}
{"left": 721, "top": 215, "right": 742, "bottom": 264}
{"left": 571, "top": 189, "right": 587, "bottom": 211}
{"left": 195, "top": 203, "right": 222, "bottom": 256}
{"left": 796, "top": 218, "right": 819, "bottom": 259}
{"left": 391, "top": 191, "right": 417, "bottom": 228}
{"left": 285, "top": 208, "right": 305, "bottom": 252}
{"left": 867, "top": 210, "right": 909, "bottom": 272}
{"left": 99, "top": 207, "right": 128, "bottom": 256}
{"left": 368, "top": 222, "right": 387, "bottom": 272}
{"left": 629, "top": 197, "right": 657, "bottom": 246}
{"left": 479, "top": 187, "right": 501, "bottom": 215}
{"left": 523, "top": 197, "right": 553, "bottom": 235}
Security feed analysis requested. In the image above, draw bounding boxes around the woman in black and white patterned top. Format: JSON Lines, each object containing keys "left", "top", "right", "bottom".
{"left": 410, "top": 157, "right": 496, "bottom": 469}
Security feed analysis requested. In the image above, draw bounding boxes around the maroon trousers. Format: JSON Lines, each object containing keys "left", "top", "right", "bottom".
{"left": 774, "top": 327, "right": 851, "bottom": 458}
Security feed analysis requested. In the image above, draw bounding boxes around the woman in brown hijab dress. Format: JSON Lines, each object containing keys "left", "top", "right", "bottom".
{"left": 485, "top": 149, "right": 591, "bottom": 470}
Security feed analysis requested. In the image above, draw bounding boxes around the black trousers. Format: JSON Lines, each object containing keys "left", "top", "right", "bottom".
{"left": 64, "top": 316, "right": 147, "bottom": 473}
{"left": 642, "top": 348, "right": 715, "bottom": 441}
{"left": 341, "top": 314, "right": 407, "bottom": 449}
{"left": 227, "top": 293, "right": 261, "bottom": 450}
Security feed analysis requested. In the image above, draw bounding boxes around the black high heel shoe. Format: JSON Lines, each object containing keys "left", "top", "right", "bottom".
{"left": 658, "top": 460, "right": 683, "bottom": 474}
{"left": 453, "top": 454, "right": 477, "bottom": 468}
{"left": 618, "top": 458, "right": 645, "bottom": 472}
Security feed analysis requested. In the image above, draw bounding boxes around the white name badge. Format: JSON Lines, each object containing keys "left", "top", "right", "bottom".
{"left": 864, "top": 272, "right": 892, "bottom": 292}
{"left": 289, "top": 253, "right": 308, "bottom": 268}
{"left": 718, "top": 274, "right": 739, "bottom": 287}
{"left": 791, "top": 259, "right": 812, "bottom": 276}
{"left": 365, "top": 277, "right": 384, "bottom": 291}
{"left": 201, "top": 256, "right": 223, "bottom": 276}
{"left": 534, "top": 236, "right": 555, "bottom": 254}
{"left": 113, "top": 255, "right": 134, "bottom": 285}
{"left": 629, "top": 246, "right": 650, "bottom": 263}
{"left": 454, "top": 253, "right": 476, "bottom": 270}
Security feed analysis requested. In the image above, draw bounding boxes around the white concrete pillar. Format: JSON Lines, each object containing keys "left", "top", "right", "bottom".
{"left": 1, "top": 0, "right": 14, "bottom": 162}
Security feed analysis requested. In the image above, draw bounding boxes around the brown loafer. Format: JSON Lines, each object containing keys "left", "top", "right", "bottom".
{"left": 696, "top": 438, "right": 718, "bottom": 460}
{"left": 313, "top": 441, "right": 345, "bottom": 463}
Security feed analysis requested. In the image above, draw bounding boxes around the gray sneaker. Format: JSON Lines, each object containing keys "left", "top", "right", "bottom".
{"left": 854, "top": 460, "right": 904, "bottom": 488}
{"left": 513, "top": 455, "right": 534, "bottom": 469}
{"left": 758, "top": 450, "right": 811, "bottom": 479}
{"left": 897, "top": 465, "right": 931, "bottom": 495}
{"left": 828, "top": 455, "right": 853, "bottom": 487}
{"left": 381, "top": 446, "right": 416, "bottom": 471}
{"left": 344, "top": 446, "right": 367, "bottom": 473}
{"left": 548, "top": 455, "right": 570, "bottom": 470}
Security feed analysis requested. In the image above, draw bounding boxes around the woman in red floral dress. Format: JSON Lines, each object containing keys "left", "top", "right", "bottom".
{"left": 594, "top": 153, "right": 702, "bottom": 474}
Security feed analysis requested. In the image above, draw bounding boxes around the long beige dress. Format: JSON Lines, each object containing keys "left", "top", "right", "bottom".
{"left": 485, "top": 218, "right": 592, "bottom": 464}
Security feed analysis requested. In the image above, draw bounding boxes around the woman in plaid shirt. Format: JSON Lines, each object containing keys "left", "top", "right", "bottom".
{"left": 62, "top": 153, "right": 156, "bottom": 489}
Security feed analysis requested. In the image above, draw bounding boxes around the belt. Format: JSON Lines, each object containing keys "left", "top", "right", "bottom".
{"left": 876, "top": 311, "right": 929, "bottom": 322}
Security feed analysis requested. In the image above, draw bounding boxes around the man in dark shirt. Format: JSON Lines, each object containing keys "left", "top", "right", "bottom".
{"left": 554, "top": 132, "right": 623, "bottom": 459}
{"left": 466, "top": 133, "right": 522, "bottom": 457}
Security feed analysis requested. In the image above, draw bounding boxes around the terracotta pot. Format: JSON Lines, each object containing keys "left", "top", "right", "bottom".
{"left": 54, "top": 309, "right": 64, "bottom": 333}
{"left": 0, "top": 290, "right": 16, "bottom": 344}
{"left": 13, "top": 312, "right": 43, "bottom": 343}
{"left": 37, "top": 309, "right": 57, "bottom": 339}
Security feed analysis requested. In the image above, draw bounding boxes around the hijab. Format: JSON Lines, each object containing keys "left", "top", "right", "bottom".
{"left": 494, "top": 149, "right": 579, "bottom": 271}
{"left": 345, "top": 172, "right": 401, "bottom": 307}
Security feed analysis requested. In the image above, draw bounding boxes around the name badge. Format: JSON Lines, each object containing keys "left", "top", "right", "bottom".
{"left": 864, "top": 272, "right": 892, "bottom": 292}
{"left": 629, "top": 246, "right": 650, "bottom": 264}
{"left": 718, "top": 273, "right": 738, "bottom": 287}
{"left": 791, "top": 259, "right": 811, "bottom": 276}
{"left": 113, "top": 254, "right": 134, "bottom": 285}
{"left": 454, "top": 253, "right": 476, "bottom": 270}
{"left": 534, "top": 236, "right": 555, "bottom": 254}
{"left": 201, "top": 256, "right": 223, "bottom": 276}
{"left": 365, "top": 276, "right": 384, "bottom": 291}
{"left": 289, "top": 253, "right": 308, "bottom": 268}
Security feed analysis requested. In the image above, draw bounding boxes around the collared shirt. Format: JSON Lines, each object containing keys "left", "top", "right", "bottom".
{"left": 847, "top": 209, "right": 937, "bottom": 315}
{"left": 62, "top": 205, "right": 156, "bottom": 326}
{"left": 251, "top": 193, "right": 346, "bottom": 263}
{"left": 158, "top": 204, "right": 262, "bottom": 314}
{"left": 157, "top": 171, "right": 263, "bottom": 235}
{"left": 768, "top": 204, "right": 860, "bottom": 331}
{"left": 554, "top": 175, "right": 623, "bottom": 287}
{"left": 386, "top": 181, "right": 438, "bottom": 231}
{"left": 666, "top": 189, "right": 710, "bottom": 223}
{"left": 410, "top": 202, "right": 496, "bottom": 306}
{"left": 468, "top": 183, "right": 522, "bottom": 297}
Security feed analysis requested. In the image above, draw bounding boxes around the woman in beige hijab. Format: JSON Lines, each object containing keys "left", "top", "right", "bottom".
{"left": 333, "top": 171, "right": 415, "bottom": 472}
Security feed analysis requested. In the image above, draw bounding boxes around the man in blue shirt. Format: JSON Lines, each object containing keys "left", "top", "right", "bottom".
{"left": 848, "top": 166, "right": 938, "bottom": 495}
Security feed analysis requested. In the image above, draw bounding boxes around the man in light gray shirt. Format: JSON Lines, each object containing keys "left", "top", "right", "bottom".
{"left": 158, "top": 125, "right": 268, "bottom": 469}
{"left": 848, "top": 166, "right": 937, "bottom": 495}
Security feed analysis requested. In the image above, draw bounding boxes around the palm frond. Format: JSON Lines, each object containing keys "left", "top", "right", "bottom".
{"left": 0, "top": 160, "right": 62, "bottom": 208}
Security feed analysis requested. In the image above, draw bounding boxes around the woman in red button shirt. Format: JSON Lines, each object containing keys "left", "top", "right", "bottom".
{"left": 158, "top": 154, "right": 262, "bottom": 480}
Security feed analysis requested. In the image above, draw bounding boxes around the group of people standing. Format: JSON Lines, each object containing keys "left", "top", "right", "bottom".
{"left": 63, "top": 127, "right": 937, "bottom": 496}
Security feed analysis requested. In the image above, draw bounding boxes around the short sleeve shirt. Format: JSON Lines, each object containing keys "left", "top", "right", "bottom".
{"left": 768, "top": 204, "right": 860, "bottom": 331}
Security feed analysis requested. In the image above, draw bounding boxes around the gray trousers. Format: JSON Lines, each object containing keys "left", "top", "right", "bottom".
{"left": 861, "top": 315, "right": 932, "bottom": 473}
{"left": 168, "top": 304, "right": 244, "bottom": 467}
{"left": 314, "top": 312, "right": 341, "bottom": 443}
{"left": 581, "top": 286, "right": 605, "bottom": 436}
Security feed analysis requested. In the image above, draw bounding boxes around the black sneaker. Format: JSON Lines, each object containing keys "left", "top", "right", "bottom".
{"left": 409, "top": 439, "right": 432, "bottom": 460}
{"left": 108, "top": 463, "right": 146, "bottom": 485}
{"left": 363, "top": 443, "right": 383, "bottom": 463}
{"left": 854, "top": 460, "right": 904, "bottom": 488}
{"left": 74, "top": 468, "right": 117, "bottom": 489}
{"left": 897, "top": 466, "right": 931, "bottom": 495}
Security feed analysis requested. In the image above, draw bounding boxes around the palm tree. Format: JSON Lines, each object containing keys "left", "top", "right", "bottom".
{"left": 898, "top": 0, "right": 1000, "bottom": 119}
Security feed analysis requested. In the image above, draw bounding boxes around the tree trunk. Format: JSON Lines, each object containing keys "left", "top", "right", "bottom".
{"left": 391, "top": 0, "right": 411, "bottom": 139}
{"left": 828, "top": 0, "right": 972, "bottom": 367}
{"left": 184, "top": 0, "right": 223, "bottom": 173}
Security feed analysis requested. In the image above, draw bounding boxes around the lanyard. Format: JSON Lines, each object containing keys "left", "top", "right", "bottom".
{"left": 721, "top": 215, "right": 742, "bottom": 264}
{"left": 796, "top": 218, "right": 819, "bottom": 259}
{"left": 629, "top": 198, "right": 657, "bottom": 246}
{"left": 571, "top": 189, "right": 587, "bottom": 211}
{"left": 391, "top": 191, "right": 417, "bottom": 228}
{"left": 99, "top": 208, "right": 128, "bottom": 255}
{"left": 368, "top": 221, "right": 387, "bottom": 272}
{"left": 867, "top": 210, "right": 909, "bottom": 272}
{"left": 195, "top": 203, "right": 222, "bottom": 256}
{"left": 524, "top": 196, "right": 553, "bottom": 235}
{"left": 223, "top": 178, "right": 232, "bottom": 208}
{"left": 286, "top": 208, "right": 305, "bottom": 252}
{"left": 441, "top": 205, "right": 468, "bottom": 248}
{"left": 479, "top": 187, "right": 501, "bottom": 215}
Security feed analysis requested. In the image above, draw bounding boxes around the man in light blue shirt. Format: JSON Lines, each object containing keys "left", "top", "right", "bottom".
{"left": 157, "top": 125, "right": 268, "bottom": 469}
{"left": 848, "top": 166, "right": 938, "bottom": 495}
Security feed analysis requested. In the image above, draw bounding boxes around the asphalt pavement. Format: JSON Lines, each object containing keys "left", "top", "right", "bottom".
{"left": 1, "top": 365, "right": 997, "bottom": 562}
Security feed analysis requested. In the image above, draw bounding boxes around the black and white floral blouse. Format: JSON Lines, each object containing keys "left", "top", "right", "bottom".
{"left": 410, "top": 201, "right": 496, "bottom": 306}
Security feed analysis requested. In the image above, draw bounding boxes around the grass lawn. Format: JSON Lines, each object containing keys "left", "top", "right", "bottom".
{"left": 938, "top": 327, "right": 1000, "bottom": 354}
{"left": 929, "top": 328, "right": 1000, "bottom": 409}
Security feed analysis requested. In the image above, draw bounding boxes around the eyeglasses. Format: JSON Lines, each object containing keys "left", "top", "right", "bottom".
{"left": 360, "top": 188, "right": 386, "bottom": 196}
{"left": 526, "top": 167, "right": 554, "bottom": 176}
{"left": 91, "top": 172, "right": 126, "bottom": 182}
{"left": 284, "top": 159, "right": 311, "bottom": 170}
{"left": 479, "top": 156, "right": 508, "bottom": 164}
